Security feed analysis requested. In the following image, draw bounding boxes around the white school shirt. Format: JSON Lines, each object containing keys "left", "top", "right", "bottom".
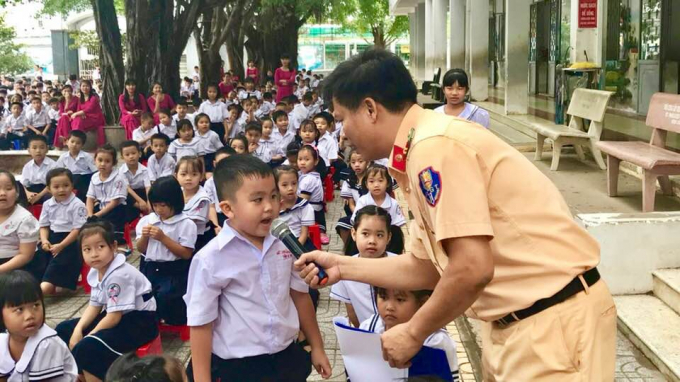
{"left": 88, "top": 253, "right": 157, "bottom": 313}
{"left": 147, "top": 153, "right": 176, "bottom": 182}
{"left": 195, "top": 130, "right": 224, "bottom": 154}
{"left": 0, "top": 206, "right": 39, "bottom": 259}
{"left": 86, "top": 171, "right": 129, "bottom": 207}
{"left": 359, "top": 315, "right": 459, "bottom": 381}
{"left": 278, "top": 197, "right": 315, "bottom": 238}
{"left": 230, "top": 113, "right": 248, "bottom": 138}
{"left": 21, "top": 157, "right": 57, "bottom": 187}
{"left": 351, "top": 193, "right": 406, "bottom": 227}
{"left": 271, "top": 128, "right": 295, "bottom": 155}
{"left": 297, "top": 171, "right": 323, "bottom": 211}
{"left": 55, "top": 151, "right": 97, "bottom": 175}
{"left": 259, "top": 136, "right": 282, "bottom": 157}
{"left": 0, "top": 324, "right": 78, "bottom": 382}
{"left": 330, "top": 252, "right": 398, "bottom": 324}
{"left": 316, "top": 133, "right": 338, "bottom": 167}
{"left": 169, "top": 137, "right": 204, "bottom": 160}
{"left": 25, "top": 108, "right": 51, "bottom": 128}
{"left": 155, "top": 123, "right": 177, "bottom": 140}
{"left": 340, "top": 179, "right": 365, "bottom": 204}
{"left": 182, "top": 187, "right": 211, "bottom": 234}
{"left": 48, "top": 108, "right": 60, "bottom": 121}
{"left": 184, "top": 223, "right": 308, "bottom": 360}
{"left": 0, "top": 114, "right": 26, "bottom": 135}
{"left": 255, "top": 101, "right": 275, "bottom": 118}
{"left": 118, "top": 163, "right": 151, "bottom": 190}
{"left": 132, "top": 126, "right": 155, "bottom": 148}
{"left": 434, "top": 102, "right": 490, "bottom": 129}
{"left": 39, "top": 194, "right": 88, "bottom": 233}
{"left": 238, "top": 90, "right": 262, "bottom": 100}
{"left": 332, "top": 121, "right": 343, "bottom": 141}
{"left": 252, "top": 144, "right": 272, "bottom": 163}
{"left": 197, "top": 100, "right": 229, "bottom": 123}
{"left": 136, "top": 212, "right": 197, "bottom": 262}
{"left": 203, "top": 176, "right": 223, "bottom": 218}
{"left": 173, "top": 113, "right": 195, "bottom": 128}
{"left": 290, "top": 104, "right": 311, "bottom": 131}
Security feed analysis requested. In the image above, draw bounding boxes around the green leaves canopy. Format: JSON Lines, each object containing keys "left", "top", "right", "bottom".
{"left": 0, "top": 15, "right": 33, "bottom": 75}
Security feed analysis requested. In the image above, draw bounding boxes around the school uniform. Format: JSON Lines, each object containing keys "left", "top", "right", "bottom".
{"left": 231, "top": 113, "right": 248, "bottom": 138}
{"left": 172, "top": 113, "right": 195, "bottom": 128}
{"left": 298, "top": 171, "right": 325, "bottom": 232}
{"left": 168, "top": 137, "right": 204, "bottom": 161}
{"left": 132, "top": 126, "right": 155, "bottom": 149}
{"left": 316, "top": 133, "right": 339, "bottom": 167}
{"left": 0, "top": 206, "right": 40, "bottom": 279}
{"left": 272, "top": 128, "right": 296, "bottom": 157}
{"left": 56, "top": 253, "right": 158, "bottom": 381}
{"left": 33, "top": 194, "right": 87, "bottom": 289}
{"left": 21, "top": 157, "right": 57, "bottom": 205}
{"left": 55, "top": 151, "right": 96, "bottom": 202}
{"left": 155, "top": 123, "right": 177, "bottom": 140}
{"left": 251, "top": 144, "right": 272, "bottom": 163}
{"left": 238, "top": 90, "right": 262, "bottom": 100}
{"left": 184, "top": 223, "right": 312, "bottom": 381}
{"left": 182, "top": 187, "right": 213, "bottom": 252}
{"left": 197, "top": 100, "right": 229, "bottom": 140}
{"left": 195, "top": 130, "right": 224, "bottom": 172}
{"left": 118, "top": 163, "right": 151, "bottom": 222}
{"left": 136, "top": 212, "right": 197, "bottom": 325}
{"left": 0, "top": 324, "right": 78, "bottom": 382}
{"left": 24, "top": 108, "right": 53, "bottom": 146}
{"left": 86, "top": 171, "right": 129, "bottom": 234}
{"left": 351, "top": 193, "right": 406, "bottom": 227}
{"left": 290, "top": 104, "right": 310, "bottom": 132}
{"left": 147, "top": 153, "right": 176, "bottom": 183}
{"left": 204, "top": 176, "right": 226, "bottom": 228}
{"left": 336, "top": 178, "right": 367, "bottom": 233}
{"left": 359, "top": 314, "right": 460, "bottom": 382}
{"left": 279, "top": 197, "right": 315, "bottom": 248}
{"left": 48, "top": 107, "right": 60, "bottom": 122}
{"left": 0, "top": 114, "right": 27, "bottom": 149}
{"left": 255, "top": 101, "right": 275, "bottom": 118}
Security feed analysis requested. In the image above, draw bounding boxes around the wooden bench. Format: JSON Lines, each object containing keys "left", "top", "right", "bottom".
{"left": 596, "top": 92, "right": 680, "bottom": 212}
{"left": 534, "top": 88, "right": 613, "bottom": 171}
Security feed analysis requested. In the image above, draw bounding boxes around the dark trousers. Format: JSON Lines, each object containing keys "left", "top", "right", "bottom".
{"left": 313, "top": 208, "right": 326, "bottom": 233}
{"left": 34, "top": 231, "right": 82, "bottom": 289}
{"left": 210, "top": 122, "right": 226, "bottom": 144}
{"left": 187, "top": 342, "right": 311, "bottom": 382}
{"left": 72, "top": 173, "right": 93, "bottom": 202}
{"left": 95, "top": 203, "right": 127, "bottom": 241}
{"left": 56, "top": 310, "right": 158, "bottom": 380}
{"left": 0, "top": 133, "right": 24, "bottom": 150}
{"left": 140, "top": 259, "right": 191, "bottom": 325}
{"left": 125, "top": 187, "right": 147, "bottom": 222}
{"left": 204, "top": 152, "right": 216, "bottom": 172}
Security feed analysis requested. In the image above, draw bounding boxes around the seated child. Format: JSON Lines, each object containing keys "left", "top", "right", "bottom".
{"left": 132, "top": 112, "right": 156, "bottom": 161}
{"left": 55, "top": 130, "right": 96, "bottom": 202}
{"left": 313, "top": 112, "right": 339, "bottom": 169}
{"left": 169, "top": 119, "right": 204, "bottom": 161}
{"left": 22, "top": 135, "right": 57, "bottom": 205}
{"left": 156, "top": 108, "right": 177, "bottom": 140}
{"left": 331, "top": 206, "right": 397, "bottom": 327}
{"left": 175, "top": 156, "right": 213, "bottom": 252}
{"left": 225, "top": 103, "right": 245, "bottom": 139}
{"left": 35, "top": 168, "right": 87, "bottom": 295}
{"left": 0, "top": 102, "right": 26, "bottom": 150}
{"left": 56, "top": 221, "right": 159, "bottom": 381}
{"left": 194, "top": 113, "right": 224, "bottom": 173}
{"left": 228, "top": 135, "right": 248, "bottom": 154}
{"left": 360, "top": 287, "right": 459, "bottom": 382}
{"left": 260, "top": 118, "right": 284, "bottom": 166}
{"left": 297, "top": 120, "right": 327, "bottom": 177}
{"left": 271, "top": 110, "right": 296, "bottom": 156}
{"left": 297, "top": 145, "right": 328, "bottom": 244}
{"left": 105, "top": 353, "right": 186, "bottom": 382}
{"left": 136, "top": 176, "right": 196, "bottom": 325}
{"left": 119, "top": 140, "right": 152, "bottom": 220}
{"left": 204, "top": 147, "right": 235, "bottom": 234}
{"left": 147, "top": 133, "right": 176, "bottom": 183}
{"left": 24, "top": 97, "right": 52, "bottom": 148}
{"left": 0, "top": 171, "right": 39, "bottom": 277}
{"left": 184, "top": 155, "right": 331, "bottom": 381}
{"left": 173, "top": 100, "right": 195, "bottom": 128}
{"left": 86, "top": 144, "right": 129, "bottom": 241}
{"left": 0, "top": 270, "right": 78, "bottom": 381}
{"left": 197, "top": 84, "right": 229, "bottom": 140}
{"left": 336, "top": 149, "right": 368, "bottom": 244}
{"left": 284, "top": 141, "right": 300, "bottom": 168}
{"left": 245, "top": 121, "right": 271, "bottom": 163}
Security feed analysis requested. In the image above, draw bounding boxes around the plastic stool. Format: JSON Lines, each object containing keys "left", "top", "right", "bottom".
{"left": 78, "top": 263, "right": 91, "bottom": 294}
{"left": 160, "top": 323, "right": 190, "bottom": 342}
{"left": 123, "top": 217, "right": 141, "bottom": 249}
{"left": 29, "top": 204, "right": 42, "bottom": 220}
{"left": 308, "top": 224, "right": 322, "bottom": 250}
{"left": 11, "top": 139, "right": 22, "bottom": 150}
{"left": 323, "top": 173, "right": 334, "bottom": 203}
{"left": 136, "top": 333, "right": 163, "bottom": 357}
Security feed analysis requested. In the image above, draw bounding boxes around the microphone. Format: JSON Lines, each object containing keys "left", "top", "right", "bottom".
{"left": 271, "top": 218, "right": 329, "bottom": 285}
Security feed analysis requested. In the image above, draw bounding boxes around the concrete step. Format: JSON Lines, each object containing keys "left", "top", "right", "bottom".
{"left": 654, "top": 269, "right": 680, "bottom": 316}
{"left": 615, "top": 295, "right": 680, "bottom": 382}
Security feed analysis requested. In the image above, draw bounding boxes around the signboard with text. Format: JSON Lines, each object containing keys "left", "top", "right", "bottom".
{"left": 579, "top": 0, "right": 597, "bottom": 28}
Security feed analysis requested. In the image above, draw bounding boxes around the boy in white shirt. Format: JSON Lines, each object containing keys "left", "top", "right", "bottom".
{"left": 291, "top": 93, "right": 314, "bottom": 132}
{"left": 173, "top": 101, "right": 194, "bottom": 128}
{"left": 155, "top": 109, "right": 177, "bottom": 140}
{"left": 119, "top": 140, "right": 152, "bottom": 219}
{"left": 237, "top": 77, "right": 262, "bottom": 100}
{"left": 0, "top": 102, "right": 27, "bottom": 149}
{"left": 132, "top": 112, "right": 156, "bottom": 160}
{"left": 22, "top": 135, "right": 56, "bottom": 205}
{"left": 25, "top": 98, "right": 52, "bottom": 148}
{"left": 184, "top": 155, "right": 331, "bottom": 381}
{"left": 147, "top": 134, "right": 176, "bottom": 183}
{"left": 55, "top": 131, "right": 97, "bottom": 202}
{"left": 271, "top": 110, "right": 296, "bottom": 157}
{"left": 255, "top": 92, "right": 275, "bottom": 119}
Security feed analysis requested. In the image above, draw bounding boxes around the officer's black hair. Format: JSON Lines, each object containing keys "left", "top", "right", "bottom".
{"left": 361, "top": 164, "right": 394, "bottom": 194}
{"left": 46, "top": 168, "right": 74, "bottom": 187}
{"left": 214, "top": 154, "right": 273, "bottom": 202}
{"left": 321, "top": 48, "right": 417, "bottom": 113}
{"left": 27, "top": 134, "right": 48, "bottom": 147}
{"left": 106, "top": 353, "right": 185, "bottom": 382}
{"left": 442, "top": 68, "right": 470, "bottom": 89}
{"left": 148, "top": 176, "right": 185, "bottom": 216}
{"left": 215, "top": 145, "right": 236, "bottom": 159}
{"left": 0, "top": 271, "right": 45, "bottom": 332}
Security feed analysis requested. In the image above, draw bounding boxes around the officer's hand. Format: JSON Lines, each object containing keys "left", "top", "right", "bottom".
{"left": 294, "top": 250, "right": 341, "bottom": 288}
{"left": 381, "top": 322, "right": 424, "bottom": 369}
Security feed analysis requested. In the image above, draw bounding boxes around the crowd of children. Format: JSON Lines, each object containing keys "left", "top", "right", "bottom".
{"left": 0, "top": 60, "right": 477, "bottom": 381}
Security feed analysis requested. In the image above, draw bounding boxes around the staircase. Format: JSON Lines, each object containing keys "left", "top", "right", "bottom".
{"left": 615, "top": 268, "right": 680, "bottom": 382}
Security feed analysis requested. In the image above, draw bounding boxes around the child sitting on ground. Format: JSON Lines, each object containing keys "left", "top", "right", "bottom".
{"left": 132, "top": 112, "right": 156, "bottom": 161}
{"left": 175, "top": 156, "right": 213, "bottom": 252}
{"left": 35, "top": 168, "right": 87, "bottom": 295}
{"left": 147, "top": 133, "right": 176, "bottom": 183}
{"left": 22, "top": 135, "right": 56, "bottom": 205}
{"left": 56, "top": 220, "right": 159, "bottom": 382}
{"left": 260, "top": 118, "right": 284, "bottom": 166}
{"left": 136, "top": 176, "right": 197, "bottom": 326}
{"left": 184, "top": 155, "right": 331, "bottom": 381}
{"left": 228, "top": 135, "right": 248, "bottom": 154}
{"left": 194, "top": 113, "right": 224, "bottom": 174}
{"left": 0, "top": 102, "right": 27, "bottom": 150}
{"left": 155, "top": 109, "right": 177, "bottom": 140}
{"left": 55, "top": 131, "right": 96, "bottom": 202}
{"left": 271, "top": 110, "right": 296, "bottom": 156}
{"left": 245, "top": 121, "right": 271, "bottom": 163}
{"left": 0, "top": 270, "right": 78, "bottom": 381}
{"left": 0, "top": 171, "right": 39, "bottom": 277}
{"left": 119, "top": 140, "right": 152, "bottom": 219}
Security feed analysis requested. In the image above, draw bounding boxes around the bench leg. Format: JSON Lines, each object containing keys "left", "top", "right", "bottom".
{"left": 642, "top": 171, "right": 657, "bottom": 212}
{"left": 550, "top": 141, "right": 562, "bottom": 171}
{"left": 575, "top": 145, "right": 586, "bottom": 161}
{"left": 658, "top": 175, "right": 674, "bottom": 195}
{"left": 590, "top": 142, "right": 607, "bottom": 170}
{"left": 535, "top": 134, "right": 546, "bottom": 161}
{"left": 606, "top": 156, "right": 620, "bottom": 197}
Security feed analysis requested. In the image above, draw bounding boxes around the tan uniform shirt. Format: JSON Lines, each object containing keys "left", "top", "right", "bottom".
{"left": 388, "top": 106, "right": 600, "bottom": 321}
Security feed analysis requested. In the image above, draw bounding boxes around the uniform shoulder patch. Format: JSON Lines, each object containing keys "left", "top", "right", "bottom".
{"left": 108, "top": 283, "right": 121, "bottom": 303}
{"left": 418, "top": 167, "right": 442, "bottom": 207}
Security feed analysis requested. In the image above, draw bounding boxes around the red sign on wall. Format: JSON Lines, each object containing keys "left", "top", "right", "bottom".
{"left": 578, "top": 0, "right": 598, "bottom": 28}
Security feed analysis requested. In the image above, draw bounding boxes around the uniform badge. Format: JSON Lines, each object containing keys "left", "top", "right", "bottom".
{"left": 108, "top": 283, "right": 121, "bottom": 303}
{"left": 418, "top": 167, "right": 442, "bottom": 207}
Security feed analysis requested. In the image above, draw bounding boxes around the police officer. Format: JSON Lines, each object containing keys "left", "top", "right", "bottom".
{"left": 296, "top": 49, "right": 616, "bottom": 381}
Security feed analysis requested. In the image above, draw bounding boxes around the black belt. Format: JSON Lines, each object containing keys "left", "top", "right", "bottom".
{"left": 495, "top": 268, "right": 600, "bottom": 326}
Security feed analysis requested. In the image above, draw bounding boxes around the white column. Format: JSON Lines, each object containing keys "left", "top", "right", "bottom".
{"left": 432, "top": 0, "right": 447, "bottom": 74}
{"left": 415, "top": 2, "right": 427, "bottom": 81}
{"left": 504, "top": 0, "right": 531, "bottom": 114}
{"left": 409, "top": 12, "right": 417, "bottom": 77}
{"left": 425, "top": 0, "right": 435, "bottom": 76}
{"left": 449, "top": 0, "right": 465, "bottom": 69}
{"left": 570, "top": 0, "right": 606, "bottom": 66}
{"left": 468, "top": 0, "right": 489, "bottom": 101}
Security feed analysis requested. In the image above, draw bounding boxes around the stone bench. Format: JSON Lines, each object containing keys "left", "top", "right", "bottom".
{"left": 0, "top": 150, "right": 62, "bottom": 175}
{"left": 78, "top": 126, "right": 126, "bottom": 152}
{"left": 596, "top": 93, "right": 680, "bottom": 212}
{"left": 533, "top": 88, "right": 613, "bottom": 171}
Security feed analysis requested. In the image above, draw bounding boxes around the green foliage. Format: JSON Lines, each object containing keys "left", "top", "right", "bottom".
{"left": 38, "top": 0, "right": 124, "bottom": 16}
{"left": 332, "top": 0, "right": 408, "bottom": 47}
{"left": 0, "top": 15, "right": 33, "bottom": 75}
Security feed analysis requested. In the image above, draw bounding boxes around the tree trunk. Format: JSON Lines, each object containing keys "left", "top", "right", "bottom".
{"left": 124, "top": 0, "right": 163, "bottom": 97}
{"left": 225, "top": 28, "right": 245, "bottom": 80}
{"left": 372, "top": 27, "right": 387, "bottom": 49}
{"left": 194, "top": 7, "right": 223, "bottom": 96}
{"left": 244, "top": 25, "right": 264, "bottom": 84}
{"left": 259, "top": 3, "right": 300, "bottom": 76}
{"left": 90, "top": 0, "right": 124, "bottom": 125}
